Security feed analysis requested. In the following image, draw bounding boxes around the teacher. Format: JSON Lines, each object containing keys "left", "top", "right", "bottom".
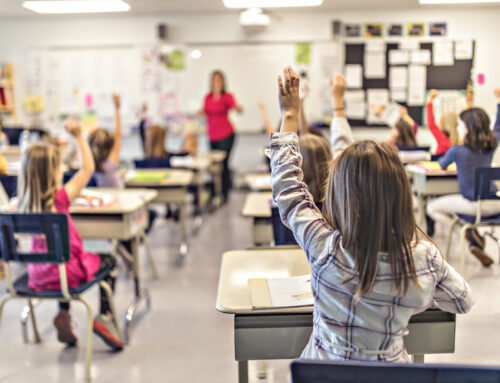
{"left": 202, "top": 70, "right": 243, "bottom": 204}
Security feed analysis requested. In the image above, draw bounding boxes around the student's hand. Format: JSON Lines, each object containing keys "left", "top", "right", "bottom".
{"left": 278, "top": 66, "right": 300, "bottom": 133}
{"left": 428, "top": 89, "right": 438, "bottom": 104}
{"left": 258, "top": 102, "right": 266, "bottom": 111}
{"left": 65, "top": 118, "right": 83, "bottom": 138}
{"left": 113, "top": 93, "right": 121, "bottom": 109}
{"left": 330, "top": 73, "right": 347, "bottom": 100}
{"left": 494, "top": 88, "right": 500, "bottom": 102}
{"left": 400, "top": 106, "right": 408, "bottom": 117}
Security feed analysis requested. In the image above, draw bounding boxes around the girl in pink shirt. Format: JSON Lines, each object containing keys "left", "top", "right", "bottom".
{"left": 18, "top": 119, "right": 123, "bottom": 350}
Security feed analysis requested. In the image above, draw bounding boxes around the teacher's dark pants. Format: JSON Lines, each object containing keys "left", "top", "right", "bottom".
{"left": 210, "top": 133, "right": 235, "bottom": 203}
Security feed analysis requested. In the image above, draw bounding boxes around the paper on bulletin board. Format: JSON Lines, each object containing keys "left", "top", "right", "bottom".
{"left": 296, "top": 43, "right": 311, "bottom": 65}
{"left": 391, "top": 89, "right": 407, "bottom": 102}
{"left": 345, "top": 64, "right": 363, "bottom": 89}
{"left": 365, "top": 40, "right": 386, "bottom": 53}
{"left": 455, "top": 39, "right": 473, "bottom": 60}
{"left": 364, "top": 52, "right": 386, "bottom": 79}
{"left": 410, "top": 50, "right": 431, "bottom": 65}
{"left": 344, "top": 90, "right": 366, "bottom": 119}
{"left": 433, "top": 41, "right": 454, "bottom": 66}
{"left": 389, "top": 67, "right": 408, "bottom": 90}
{"left": 400, "top": 40, "right": 420, "bottom": 51}
{"left": 388, "top": 50, "right": 409, "bottom": 65}
{"left": 407, "top": 65, "right": 427, "bottom": 106}
{"left": 24, "top": 95, "right": 46, "bottom": 114}
{"left": 367, "top": 89, "right": 389, "bottom": 124}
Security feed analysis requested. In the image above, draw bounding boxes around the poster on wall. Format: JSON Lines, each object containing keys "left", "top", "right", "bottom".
{"left": 387, "top": 24, "right": 403, "bottom": 37}
{"left": 429, "top": 22, "right": 447, "bottom": 37}
{"left": 296, "top": 43, "right": 311, "bottom": 65}
{"left": 407, "top": 23, "right": 426, "bottom": 37}
{"left": 345, "top": 23, "right": 362, "bottom": 38}
{"left": 364, "top": 23, "right": 384, "bottom": 38}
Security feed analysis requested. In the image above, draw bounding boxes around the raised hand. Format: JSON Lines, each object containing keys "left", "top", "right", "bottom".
{"left": 428, "top": 89, "right": 438, "bottom": 103}
{"left": 278, "top": 66, "right": 300, "bottom": 133}
{"left": 330, "top": 73, "right": 347, "bottom": 100}
{"left": 113, "top": 93, "right": 121, "bottom": 109}
{"left": 494, "top": 88, "right": 500, "bottom": 102}
{"left": 65, "top": 117, "right": 83, "bottom": 137}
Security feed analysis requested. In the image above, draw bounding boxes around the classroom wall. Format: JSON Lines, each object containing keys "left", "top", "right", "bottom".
{"left": 1, "top": 7, "right": 499, "bottom": 126}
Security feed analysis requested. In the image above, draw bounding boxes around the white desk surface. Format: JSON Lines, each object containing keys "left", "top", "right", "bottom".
{"left": 125, "top": 169, "right": 194, "bottom": 187}
{"left": 245, "top": 173, "right": 272, "bottom": 191}
{"left": 70, "top": 188, "right": 157, "bottom": 215}
{"left": 1, "top": 146, "right": 21, "bottom": 156}
{"left": 406, "top": 165, "right": 457, "bottom": 177}
{"left": 216, "top": 248, "right": 311, "bottom": 315}
{"left": 242, "top": 192, "right": 272, "bottom": 218}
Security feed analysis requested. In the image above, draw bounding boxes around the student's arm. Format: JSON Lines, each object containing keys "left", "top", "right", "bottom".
{"left": 426, "top": 90, "right": 451, "bottom": 153}
{"left": 431, "top": 245, "right": 474, "bottom": 313}
{"left": 258, "top": 102, "right": 276, "bottom": 135}
{"left": 64, "top": 119, "right": 95, "bottom": 201}
{"left": 108, "top": 94, "right": 122, "bottom": 166}
{"left": 493, "top": 88, "right": 500, "bottom": 141}
{"left": 329, "top": 73, "right": 354, "bottom": 156}
{"left": 298, "top": 85, "right": 309, "bottom": 135}
{"left": 401, "top": 106, "right": 418, "bottom": 136}
{"left": 270, "top": 67, "right": 336, "bottom": 266}
{"left": 438, "top": 146, "right": 456, "bottom": 170}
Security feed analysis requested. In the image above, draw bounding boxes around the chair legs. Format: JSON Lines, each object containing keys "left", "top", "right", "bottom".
{"left": 77, "top": 297, "right": 94, "bottom": 383}
{"left": 0, "top": 295, "right": 12, "bottom": 327}
{"left": 98, "top": 280, "right": 123, "bottom": 343}
{"left": 445, "top": 217, "right": 460, "bottom": 261}
{"left": 28, "top": 299, "right": 41, "bottom": 344}
{"left": 460, "top": 224, "right": 473, "bottom": 277}
{"left": 141, "top": 231, "right": 158, "bottom": 279}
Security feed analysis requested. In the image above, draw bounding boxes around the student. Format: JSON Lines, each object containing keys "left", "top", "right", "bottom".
{"left": 427, "top": 91, "right": 500, "bottom": 266}
{"left": 18, "top": 119, "right": 123, "bottom": 349}
{"left": 426, "top": 89, "right": 459, "bottom": 156}
{"left": 270, "top": 67, "right": 472, "bottom": 362}
{"left": 386, "top": 107, "right": 418, "bottom": 149}
{"left": 138, "top": 101, "right": 150, "bottom": 154}
{"left": 144, "top": 125, "right": 197, "bottom": 159}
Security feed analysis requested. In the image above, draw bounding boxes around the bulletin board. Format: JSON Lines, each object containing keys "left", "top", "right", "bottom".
{"left": 344, "top": 40, "right": 475, "bottom": 126}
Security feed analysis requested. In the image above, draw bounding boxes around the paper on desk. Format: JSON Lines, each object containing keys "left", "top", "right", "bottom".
{"left": 267, "top": 274, "right": 314, "bottom": 308}
{"left": 170, "top": 155, "right": 194, "bottom": 167}
{"left": 364, "top": 52, "right": 386, "bottom": 79}
{"left": 72, "top": 190, "right": 115, "bottom": 208}
{"left": 389, "top": 67, "right": 408, "bottom": 89}
{"left": 433, "top": 41, "right": 454, "bottom": 66}
{"left": 345, "top": 64, "right": 363, "bottom": 89}
{"left": 455, "top": 39, "right": 473, "bottom": 60}
{"left": 345, "top": 90, "right": 366, "bottom": 119}
{"left": 367, "top": 89, "right": 389, "bottom": 124}
{"left": 388, "top": 50, "right": 409, "bottom": 65}
{"left": 410, "top": 50, "right": 431, "bottom": 65}
{"left": 407, "top": 65, "right": 427, "bottom": 106}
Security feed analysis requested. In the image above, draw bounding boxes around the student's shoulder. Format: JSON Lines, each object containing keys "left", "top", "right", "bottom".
{"left": 413, "top": 239, "right": 443, "bottom": 270}
{"left": 55, "top": 187, "right": 71, "bottom": 211}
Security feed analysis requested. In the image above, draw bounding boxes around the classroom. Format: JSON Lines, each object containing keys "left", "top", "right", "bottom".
{"left": 0, "top": 0, "right": 500, "bottom": 382}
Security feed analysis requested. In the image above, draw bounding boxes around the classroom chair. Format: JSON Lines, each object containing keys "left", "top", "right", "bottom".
{"left": 398, "top": 145, "right": 431, "bottom": 152}
{"left": 0, "top": 174, "right": 17, "bottom": 198}
{"left": 63, "top": 170, "right": 98, "bottom": 187}
{"left": 444, "top": 167, "right": 500, "bottom": 276}
{"left": 271, "top": 202, "right": 323, "bottom": 246}
{"left": 134, "top": 158, "right": 171, "bottom": 169}
{"left": 290, "top": 360, "right": 500, "bottom": 383}
{"left": 0, "top": 213, "right": 122, "bottom": 383}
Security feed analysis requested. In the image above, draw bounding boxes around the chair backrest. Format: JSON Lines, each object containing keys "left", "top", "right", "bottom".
{"left": 134, "top": 158, "right": 171, "bottom": 169}
{"left": 0, "top": 174, "right": 18, "bottom": 198}
{"left": 431, "top": 153, "right": 444, "bottom": 162}
{"left": 271, "top": 202, "right": 323, "bottom": 246}
{"left": 291, "top": 360, "right": 500, "bottom": 383}
{"left": 63, "top": 171, "right": 98, "bottom": 187}
{"left": 474, "top": 166, "right": 500, "bottom": 200}
{"left": 0, "top": 213, "right": 70, "bottom": 264}
{"left": 398, "top": 145, "right": 431, "bottom": 152}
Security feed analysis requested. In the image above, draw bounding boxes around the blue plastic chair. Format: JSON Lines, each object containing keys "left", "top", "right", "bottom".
{"left": 0, "top": 213, "right": 122, "bottom": 383}
{"left": 271, "top": 202, "right": 323, "bottom": 246}
{"left": 444, "top": 167, "right": 500, "bottom": 275}
{"left": 291, "top": 360, "right": 500, "bottom": 383}
{"left": 398, "top": 145, "right": 431, "bottom": 152}
{"left": 134, "top": 158, "right": 171, "bottom": 169}
{"left": 0, "top": 175, "right": 17, "bottom": 198}
{"left": 63, "top": 170, "right": 98, "bottom": 187}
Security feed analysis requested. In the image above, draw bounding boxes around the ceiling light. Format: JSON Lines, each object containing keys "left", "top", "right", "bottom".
{"left": 224, "top": 0, "right": 323, "bottom": 8}
{"left": 22, "top": 0, "right": 131, "bottom": 14}
{"left": 191, "top": 50, "right": 202, "bottom": 60}
{"left": 420, "top": 0, "right": 500, "bottom": 3}
{"left": 239, "top": 7, "right": 270, "bottom": 26}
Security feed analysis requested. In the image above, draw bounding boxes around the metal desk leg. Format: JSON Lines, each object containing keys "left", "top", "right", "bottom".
{"left": 413, "top": 354, "right": 425, "bottom": 363}
{"left": 178, "top": 200, "right": 189, "bottom": 259}
{"left": 141, "top": 230, "right": 159, "bottom": 279}
{"left": 238, "top": 360, "right": 249, "bottom": 383}
{"left": 192, "top": 172, "right": 205, "bottom": 236}
{"left": 123, "top": 235, "right": 151, "bottom": 344}
{"left": 20, "top": 299, "right": 41, "bottom": 343}
{"left": 417, "top": 193, "right": 426, "bottom": 228}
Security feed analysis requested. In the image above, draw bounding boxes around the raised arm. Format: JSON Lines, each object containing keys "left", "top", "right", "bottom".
{"left": 401, "top": 106, "right": 418, "bottom": 136}
{"left": 426, "top": 90, "right": 451, "bottom": 153}
{"left": 494, "top": 88, "right": 500, "bottom": 141}
{"left": 258, "top": 102, "right": 276, "bottom": 134}
{"left": 329, "top": 73, "right": 354, "bottom": 156}
{"left": 64, "top": 119, "right": 95, "bottom": 201}
{"left": 298, "top": 84, "right": 310, "bottom": 135}
{"left": 270, "top": 67, "right": 336, "bottom": 266}
{"left": 108, "top": 94, "right": 122, "bottom": 166}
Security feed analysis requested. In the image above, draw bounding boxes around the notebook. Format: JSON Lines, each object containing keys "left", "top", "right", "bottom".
{"left": 414, "top": 161, "right": 457, "bottom": 172}
{"left": 127, "top": 170, "right": 169, "bottom": 183}
{"left": 72, "top": 190, "right": 115, "bottom": 208}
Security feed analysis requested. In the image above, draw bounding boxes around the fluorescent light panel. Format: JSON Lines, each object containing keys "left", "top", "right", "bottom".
{"left": 420, "top": 0, "right": 500, "bottom": 3}
{"left": 22, "top": 0, "right": 131, "bottom": 14}
{"left": 224, "top": 0, "right": 323, "bottom": 8}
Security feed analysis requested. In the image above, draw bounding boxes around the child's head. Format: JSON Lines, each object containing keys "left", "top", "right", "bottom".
{"left": 18, "top": 142, "right": 62, "bottom": 212}
{"left": 440, "top": 112, "right": 459, "bottom": 145}
{"left": 145, "top": 125, "right": 167, "bottom": 158}
{"left": 299, "top": 134, "right": 332, "bottom": 203}
{"left": 390, "top": 119, "right": 417, "bottom": 148}
{"left": 459, "top": 107, "right": 497, "bottom": 152}
{"left": 324, "top": 141, "right": 418, "bottom": 298}
{"left": 88, "top": 128, "right": 114, "bottom": 172}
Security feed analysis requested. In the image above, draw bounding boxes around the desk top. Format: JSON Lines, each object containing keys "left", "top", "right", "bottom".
{"left": 216, "top": 248, "right": 311, "bottom": 314}
{"left": 70, "top": 188, "right": 157, "bottom": 215}
{"left": 170, "top": 155, "right": 211, "bottom": 170}
{"left": 125, "top": 169, "right": 194, "bottom": 187}
{"left": 1, "top": 146, "right": 21, "bottom": 156}
{"left": 245, "top": 173, "right": 272, "bottom": 191}
{"left": 242, "top": 192, "right": 272, "bottom": 218}
{"left": 406, "top": 164, "right": 457, "bottom": 177}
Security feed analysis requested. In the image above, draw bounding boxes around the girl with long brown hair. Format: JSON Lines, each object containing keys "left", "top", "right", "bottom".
{"left": 269, "top": 67, "right": 472, "bottom": 362}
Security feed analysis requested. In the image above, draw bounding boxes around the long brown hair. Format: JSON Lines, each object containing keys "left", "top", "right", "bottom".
{"left": 324, "top": 141, "right": 419, "bottom": 299}
{"left": 299, "top": 134, "right": 332, "bottom": 203}
{"left": 440, "top": 112, "right": 459, "bottom": 145}
{"left": 88, "top": 128, "right": 114, "bottom": 172}
{"left": 210, "top": 70, "right": 226, "bottom": 95}
{"left": 461, "top": 107, "right": 497, "bottom": 152}
{"left": 18, "top": 142, "right": 61, "bottom": 212}
{"left": 395, "top": 119, "right": 417, "bottom": 147}
{"left": 145, "top": 125, "right": 168, "bottom": 158}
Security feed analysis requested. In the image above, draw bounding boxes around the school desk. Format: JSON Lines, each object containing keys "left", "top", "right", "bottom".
{"left": 244, "top": 173, "right": 272, "bottom": 192}
{"left": 1, "top": 145, "right": 21, "bottom": 162}
{"left": 125, "top": 169, "right": 194, "bottom": 258}
{"left": 70, "top": 187, "right": 158, "bottom": 344}
{"left": 242, "top": 192, "right": 273, "bottom": 245}
{"left": 406, "top": 165, "right": 459, "bottom": 227}
{"left": 216, "top": 248, "right": 457, "bottom": 383}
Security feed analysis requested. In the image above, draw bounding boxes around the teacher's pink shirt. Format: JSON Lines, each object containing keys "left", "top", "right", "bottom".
{"left": 204, "top": 93, "right": 236, "bottom": 142}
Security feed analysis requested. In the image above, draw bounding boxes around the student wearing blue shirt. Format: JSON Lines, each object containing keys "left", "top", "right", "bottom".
{"left": 427, "top": 89, "right": 500, "bottom": 266}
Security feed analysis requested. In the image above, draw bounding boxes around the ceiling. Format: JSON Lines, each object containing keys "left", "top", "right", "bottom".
{"left": 0, "top": 0, "right": 498, "bottom": 17}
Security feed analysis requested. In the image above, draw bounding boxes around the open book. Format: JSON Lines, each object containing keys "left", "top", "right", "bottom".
{"left": 413, "top": 161, "right": 457, "bottom": 172}
{"left": 248, "top": 274, "right": 314, "bottom": 309}
{"left": 127, "top": 170, "right": 170, "bottom": 183}
{"left": 72, "top": 190, "right": 115, "bottom": 208}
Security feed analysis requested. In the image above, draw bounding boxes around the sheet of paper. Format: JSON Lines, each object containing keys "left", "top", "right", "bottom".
{"left": 344, "top": 90, "right": 366, "bottom": 119}
{"left": 400, "top": 40, "right": 420, "bottom": 51}
{"left": 455, "top": 39, "right": 473, "bottom": 60}
{"left": 367, "top": 89, "right": 389, "bottom": 124}
{"left": 266, "top": 274, "right": 314, "bottom": 308}
{"left": 391, "top": 89, "right": 407, "bottom": 102}
{"left": 72, "top": 189, "right": 115, "bottom": 208}
{"left": 407, "top": 65, "right": 427, "bottom": 106}
{"left": 388, "top": 50, "right": 409, "bottom": 65}
{"left": 410, "top": 50, "right": 431, "bottom": 65}
{"left": 389, "top": 67, "right": 408, "bottom": 89}
{"left": 364, "top": 52, "right": 386, "bottom": 79}
{"left": 380, "top": 102, "right": 403, "bottom": 127}
{"left": 365, "top": 40, "right": 386, "bottom": 53}
{"left": 433, "top": 41, "right": 454, "bottom": 66}
{"left": 345, "top": 64, "right": 363, "bottom": 89}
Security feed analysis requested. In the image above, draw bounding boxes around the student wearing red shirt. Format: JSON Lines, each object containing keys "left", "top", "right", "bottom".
{"left": 426, "top": 89, "right": 459, "bottom": 155}
{"left": 201, "top": 70, "right": 243, "bottom": 203}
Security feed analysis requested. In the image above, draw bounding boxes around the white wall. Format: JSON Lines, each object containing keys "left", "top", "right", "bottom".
{"left": 1, "top": 7, "right": 500, "bottom": 126}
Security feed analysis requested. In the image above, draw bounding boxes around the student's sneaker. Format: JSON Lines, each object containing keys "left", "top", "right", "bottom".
{"left": 465, "top": 228, "right": 486, "bottom": 249}
{"left": 470, "top": 245, "right": 494, "bottom": 267}
{"left": 54, "top": 311, "right": 78, "bottom": 346}
{"left": 93, "top": 314, "right": 124, "bottom": 351}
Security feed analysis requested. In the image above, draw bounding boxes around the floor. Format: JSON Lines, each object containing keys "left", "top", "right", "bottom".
{"left": 2, "top": 133, "right": 500, "bottom": 382}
